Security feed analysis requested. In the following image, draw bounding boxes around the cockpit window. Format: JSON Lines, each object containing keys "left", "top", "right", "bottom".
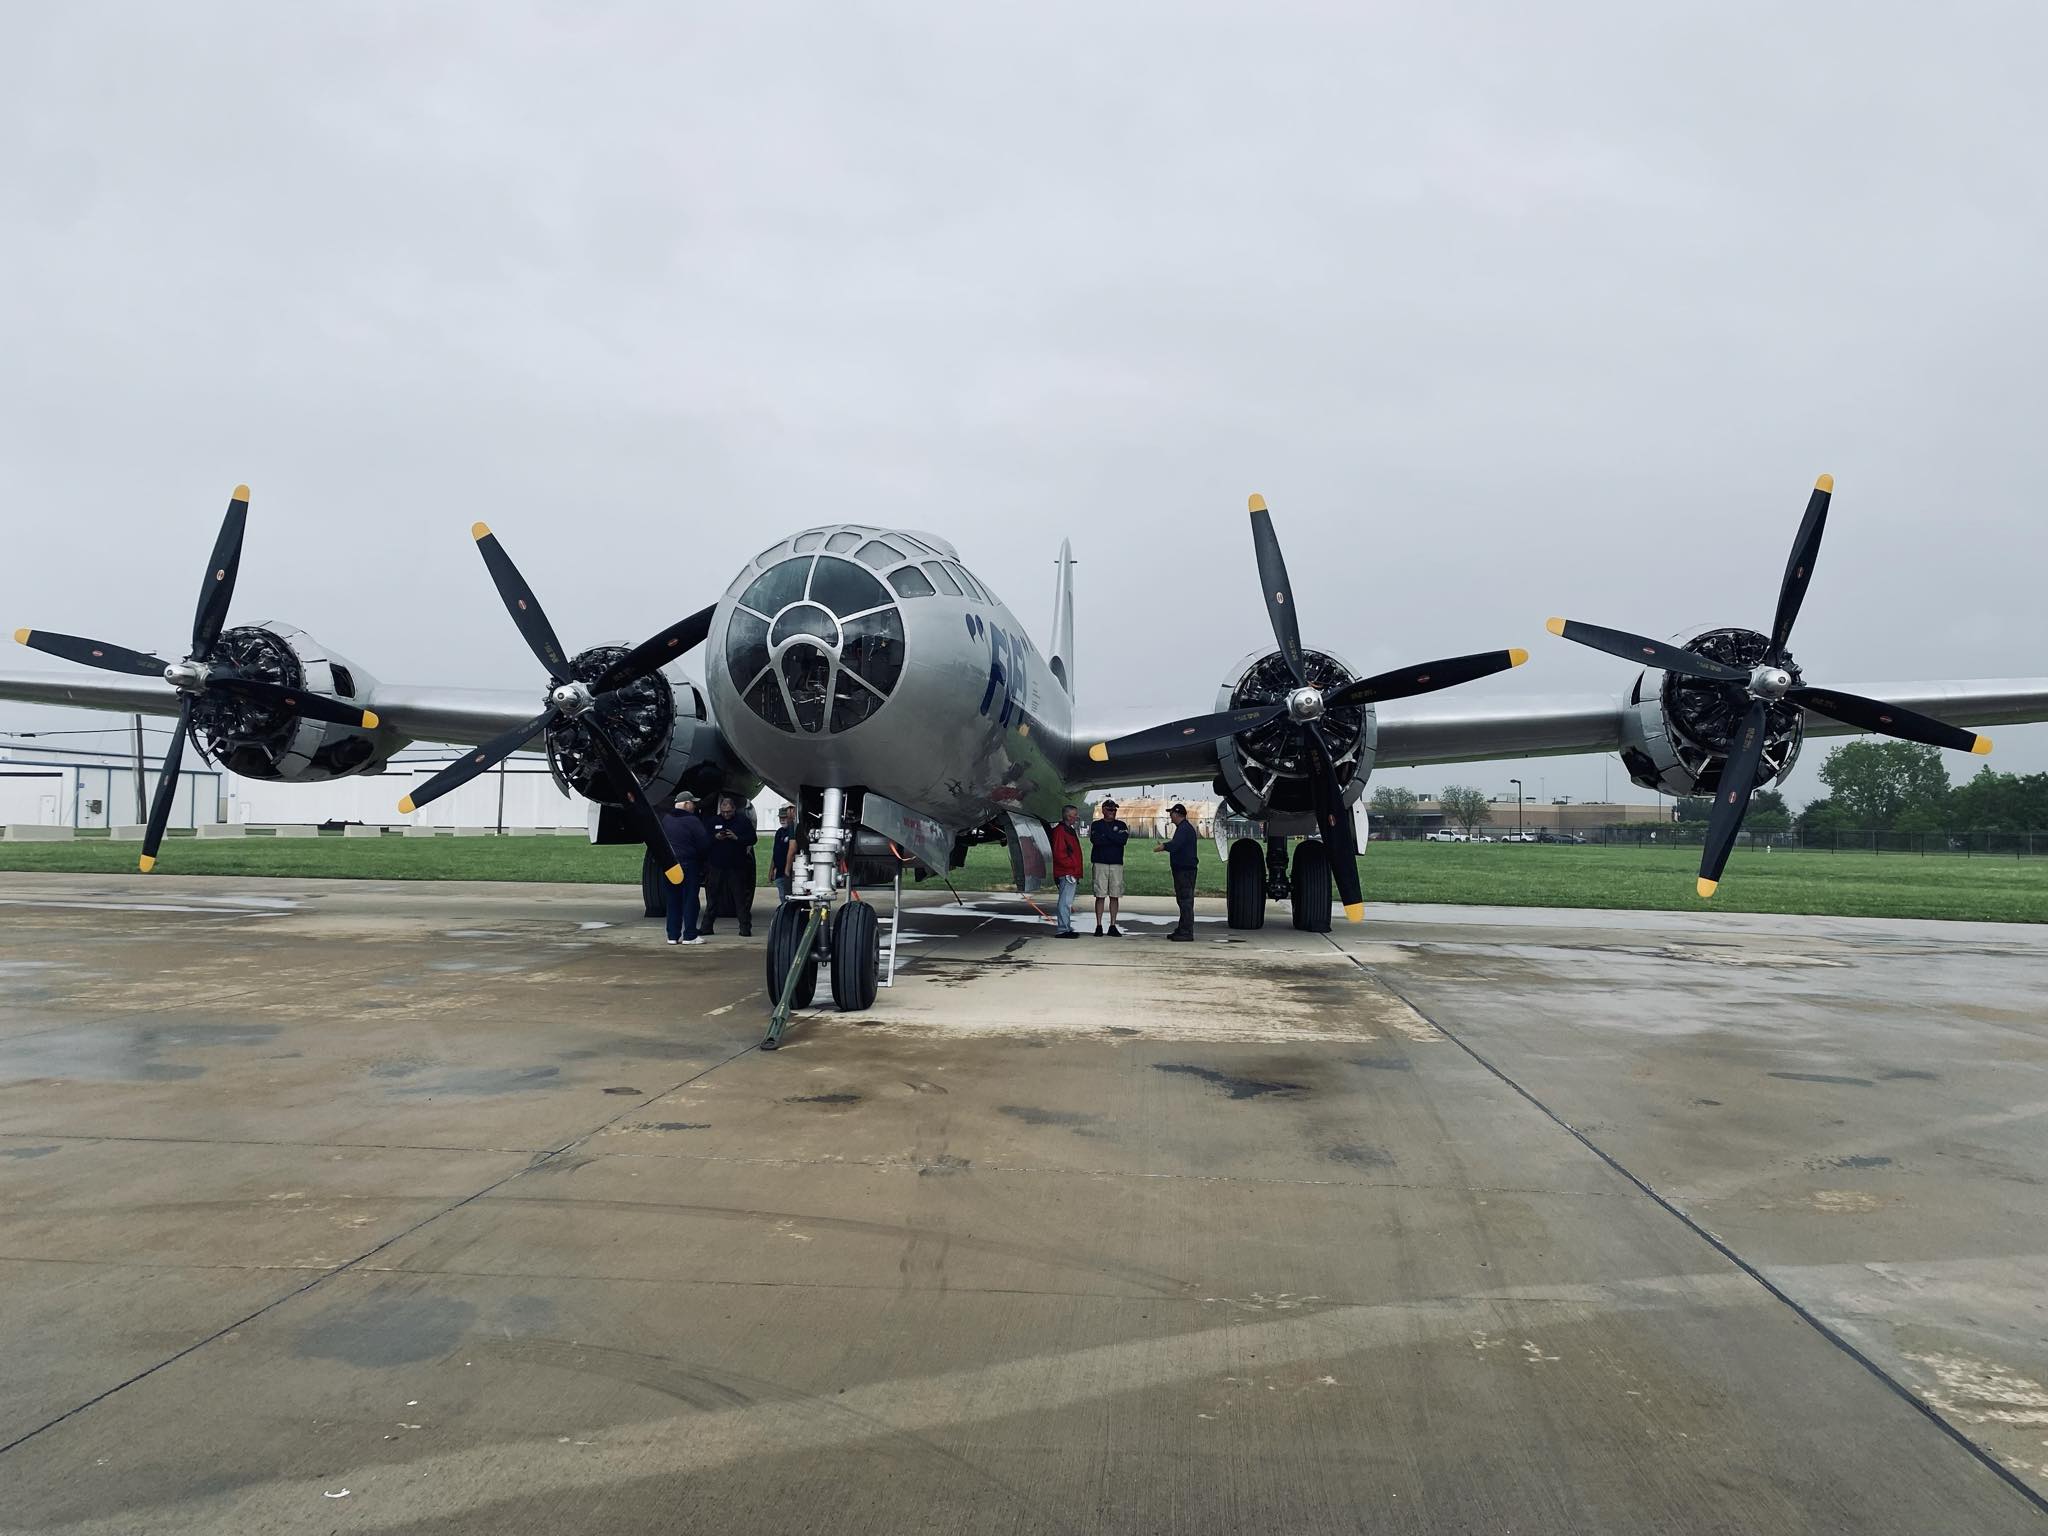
{"left": 756, "top": 540, "right": 791, "bottom": 566}
{"left": 808, "top": 556, "right": 887, "bottom": 615}
{"left": 855, "top": 539, "right": 903, "bottom": 569}
{"left": 729, "top": 548, "right": 906, "bottom": 738}
{"left": 922, "top": 561, "right": 961, "bottom": 596}
{"left": 948, "top": 563, "right": 985, "bottom": 602}
{"left": 793, "top": 530, "right": 825, "bottom": 552}
{"left": 825, "top": 530, "right": 861, "bottom": 553}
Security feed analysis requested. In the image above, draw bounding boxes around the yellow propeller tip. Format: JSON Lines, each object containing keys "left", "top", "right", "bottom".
{"left": 232, "top": 484, "right": 250, "bottom": 501}
{"left": 1087, "top": 742, "right": 1109, "bottom": 763}
{"left": 397, "top": 796, "right": 416, "bottom": 815}
{"left": 138, "top": 854, "right": 156, "bottom": 874}
{"left": 1247, "top": 493, "right": 1267, "bottom": 513}
{"left": 1544, "top": 617, "right": 1566, "bottom": 637}
{"left": 11, "top": 628, "right": 28, "bottom": 646}
{"left": 663, "top": 864, "right": 684, "bottom": 885}
{"left": 471, "top": 521, "right": 492, "bottom": 540}
{"left": 1815, "top": 473, "right": 1834, "bottom": 493}
{"left": 1343, "top": 903, "right": 1365, "bottom": 923}
{"left": 360, "top": 710, "right": 380, "bottom": 730}
{"left": 1972, "top": 735, "right": 1993, "bottom": 755}
{"left": 1508, "top": 648, "right": 1529, "bottom": 667}
{"left": 1695, "top": 877, "right": 1718, "bottom": 899}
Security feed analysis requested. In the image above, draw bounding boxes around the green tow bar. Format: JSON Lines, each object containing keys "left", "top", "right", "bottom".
{"left": 761, "top": 903, "right": 824, "bottom": 1051}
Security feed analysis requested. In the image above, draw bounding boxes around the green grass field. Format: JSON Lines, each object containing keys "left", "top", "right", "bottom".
{"left": 0, "top": 830, "right": 2042, "bottom": 922}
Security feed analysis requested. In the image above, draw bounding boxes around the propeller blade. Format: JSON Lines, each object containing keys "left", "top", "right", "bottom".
{"left": 580, "top": 716, "right": 684, "bottom": 885}
{"left": 1304, "top": 724, "right": 1364, "bottom": 922}
{"left": 1697, "top": 698, "right": 1772, "bottom": 899}
{"left": 594, "top": 605, "right": 716, "bottom": 694}
{"left": 1767, "top": 475, "right": 1833, "bottom": 662}
{"left": 191, "top": 485, "right": 250, "bottom": 662}
{"left": 1791, "top": 686, "right": 1992, "bottom": 757}
{"left": 14, "top": 628, "right": 166, "bottom": 678}
{"left": 398, "top": 708, "right": 554, "bottom": 816}
{"left": 1544, "top": 617, "right": 1748, "bottom": 684}
{"left": 1327, "top": 648, "right": 1530, "bottom": 710}
{"left": 471, "top": 523, "right": 572, "bottom": 683}
{"left": 1247, "top": 494, "right": 1306, "bottom": 684}
{"left": 139, "top": 700, "right": 193, "bottom": 873}
{"left": 1085, "top": 703, "right": 1287, "bottom": 765}
{"left": 206, "top": 675, "right": 380, "bottom": 731}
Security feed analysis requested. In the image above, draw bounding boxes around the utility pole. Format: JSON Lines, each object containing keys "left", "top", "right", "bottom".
{"left": 1509, "top": 778, "right": 1523, "bottom": 841}
{"left": 495, "top": 756, "right": 507, "bottom": 836}
{"left": 131, "top": 715, "right": 147, "bottom": 823}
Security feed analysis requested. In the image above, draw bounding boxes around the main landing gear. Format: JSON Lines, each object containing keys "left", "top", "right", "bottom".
{"left": 1224, "top": 833, "right": 1335, "bottom": 934}
{"left": 761, "top": 787, "right": 900, "bottom": 1050}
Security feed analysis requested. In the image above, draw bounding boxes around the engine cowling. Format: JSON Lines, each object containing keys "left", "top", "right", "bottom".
{"left": 1211, "top": 647, "right": 1377, "bottom": 820}
{"left": 1618, "top": 626, "right": 1805, "bottom": 796}
{"left": 193, "top": 622, "right": 395, "bottom": 782}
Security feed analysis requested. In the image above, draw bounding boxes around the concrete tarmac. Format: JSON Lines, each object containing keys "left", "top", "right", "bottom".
{"left": 0, "top": 872, "right": 2044, "bottom": 1533}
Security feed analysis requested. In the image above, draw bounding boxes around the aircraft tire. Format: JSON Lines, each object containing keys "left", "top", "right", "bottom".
{"left": 1226, "top": 839, "right": 1266, "bottom": 929}
{"left": 1290, "top": 841, "right": 1333, "bottom": 933}
{"left": 640, "top": 848, "right": 666, "bottom": 919}
{"left": 829, "top": 901, "right": 881, "bottom": 1012}
{"left": 765, "top": 901, "right": 818, "bottom": 1011}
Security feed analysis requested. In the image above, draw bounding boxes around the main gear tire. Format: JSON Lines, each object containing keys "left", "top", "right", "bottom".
{"left": 1226, "top": 839, "right": 1267, "bottom": 930}
{"left": 1290, "top": 840, "right": 1333, "bottom": 933}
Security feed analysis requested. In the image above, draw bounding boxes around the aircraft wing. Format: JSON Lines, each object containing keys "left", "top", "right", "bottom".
{"left": 1374, "top": 677, "right": 2048, "bottom": 768}
{"left": 0, "top": 666, "right": 552, "bottom": 750}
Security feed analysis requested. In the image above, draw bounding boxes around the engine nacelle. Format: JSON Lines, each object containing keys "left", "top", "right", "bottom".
{"left": 1211, "top": 647, "right": 1377, "bottom": 821}
{"left": 193, "top": 623, "right": 397, "bottom": 782}
{"left": 1618, "top": 626, "right": 1805, "bottom": 796}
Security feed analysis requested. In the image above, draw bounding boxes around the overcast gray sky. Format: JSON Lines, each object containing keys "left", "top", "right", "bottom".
{"left": 3, "top": 3, "right": 2043, "bottom": 808}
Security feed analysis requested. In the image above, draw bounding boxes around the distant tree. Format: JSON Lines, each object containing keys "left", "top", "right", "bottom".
{"left": 1438, "top": 784, "right": 1493, "bottom": 835}
{"left": 1796, "top": 796, "right": 1844, "bottom": 840}
{"left": 1673, "top": 795, "right": 1711, "bottom": 825}
{"left": 1818, "top": 741, "right": 1951, "bottom": 830}
{"left": 1369, "top": 784, "right": 1420, "bottom": 831}
{"left": 1948, "top": 765, "right": 2048, "bottom": 831}
{"left": 1746, "top": 788, "right": 1791, "bottom": 835}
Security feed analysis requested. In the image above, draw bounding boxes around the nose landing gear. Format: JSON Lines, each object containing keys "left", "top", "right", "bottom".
{"left": 761, "top": 786, "right": 899, "bottom": 1050}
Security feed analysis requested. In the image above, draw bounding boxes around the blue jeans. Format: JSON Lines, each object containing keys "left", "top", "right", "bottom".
{"left": 775, "top": 876, "right": 792, "bottom": 902}
{"left": 1055, "top": 875, "right": 1078, "bottom": 933}
{"left": 666, "top": 868, "right": 702, "bottom": 941}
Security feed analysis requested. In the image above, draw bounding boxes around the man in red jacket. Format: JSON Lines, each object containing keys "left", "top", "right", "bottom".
{"left": 1049, "top": 804, "right": 1084, "bottom": 938}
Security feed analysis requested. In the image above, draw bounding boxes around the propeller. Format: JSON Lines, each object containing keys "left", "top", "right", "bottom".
{"left": 1546, "top": 475, "right": 1993, "bottom": 898}
{"left": 397, "top": 523, "right": 713, "bottom": 886}
{"left": 13, "top": 486, "right": 379, "bottom": 872}
{"left": 1088, "top": 494, "right": 1530, "bottom": 922}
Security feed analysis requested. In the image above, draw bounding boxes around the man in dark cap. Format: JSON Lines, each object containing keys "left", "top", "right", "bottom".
{"left": 1156, "top": 802, "right": 1198, "bottom": 941}
{"left": 702, "top": 793, "right": 758, "bottom": 937}
{"left": 1089, "top": 797, "right": 1129, "bottom": 936}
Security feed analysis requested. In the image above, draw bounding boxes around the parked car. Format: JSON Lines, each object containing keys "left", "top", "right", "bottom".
{"left": 1533, "top": 830, "right": 1587, "bottom": 844}
{"left": 1424, "top": 829, "right": 1470, "bottom": 843}
{"left": 1499, "top": 831, "right": 1540, "bottom": 843}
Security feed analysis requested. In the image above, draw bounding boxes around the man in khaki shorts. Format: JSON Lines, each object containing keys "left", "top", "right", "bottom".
{"left": 1089, "top": 797, "right": 1130, "bottom": 936}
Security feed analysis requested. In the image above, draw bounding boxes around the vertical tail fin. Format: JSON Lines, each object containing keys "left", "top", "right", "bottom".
{"left": 1048, "top": 538, "right": 1075, "bottom": 701}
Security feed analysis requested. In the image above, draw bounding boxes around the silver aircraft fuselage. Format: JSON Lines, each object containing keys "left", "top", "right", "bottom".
{"left": 703, "top": 524, "right": 1081, "bottom": 829}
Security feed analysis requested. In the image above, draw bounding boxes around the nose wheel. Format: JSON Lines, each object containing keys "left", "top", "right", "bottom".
{"left": 761, "top": 786, "right": 899, "bottom": 1050}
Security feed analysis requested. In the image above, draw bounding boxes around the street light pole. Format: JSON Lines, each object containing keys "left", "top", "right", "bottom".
{"left": 1509, "top": 778, "right": 1523, "bottom": 842}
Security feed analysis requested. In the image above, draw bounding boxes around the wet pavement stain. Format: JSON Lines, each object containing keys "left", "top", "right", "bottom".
{"left": 1153, "top": 1064, "right": 1308, "bottom": 1100}
{"left": 1879, "top": 1068, "right": 1940, "bottom": 1082}
{"left": 1350, "top": 1055, "right": 1413, "bottom": 1072}
{"left": 0, "top": 1145, "right": 59, "bottom": 1159}
{"left": 0, "top": 1021, "right": 290, "bottom": 1084}
{"left": 1769, "top": 1071, "right": 1875, "bottom": 1087}
{"left": 394, "top": 1066, "right": 560, "bottom": 1095}
{"left": 602, "top": 1085, "right": 642, "bottom": 1095}
{"left": 1821, "top": 1154, "right": 1895, "bottom": 1169}
{"left": 789, "top": 1092, "right": 862, "bottom": 1106}
{"left": 1328, "top": 1143, "right": 1395, "bottom": 1168}
{"left": 635, "top": 1121, "right": 711, "bottom": 1131}
{"left": 295, "top": 1293, "right": 477, "bottom": 1367}
{"left": 918, "top": 1153, "right": 973, "bottom": 1177}
{"left": 999, "top": 1105, "right": 1101, "bottom": 1128}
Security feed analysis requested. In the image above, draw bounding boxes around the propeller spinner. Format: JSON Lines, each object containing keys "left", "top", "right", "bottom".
{"left": 14, "top": 486, "right": 378, "bottom": 872}
{"left": 396, "top": 524, "right": 714, "bottom": 885}
{"left": 1088, "top": 494, "right": 1529, "bottom": 922}
{"left": 1547, "top": 475, "right": 1993, "bottom": 898}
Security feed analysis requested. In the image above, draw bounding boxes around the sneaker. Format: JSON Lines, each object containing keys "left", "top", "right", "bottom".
{"left": 1093, "top": 927, "right": 1103, "bottom": 936}
{"left": 683, "top": 936, "right": 706, "bottom": 945}
{"left": 1107, "top": 925, "right": 1122, "bottom": 937}
{"left": 1169, "top": 932, "right": 1193, "bottom": 942}
{"left": 666, "top": 938, "right": 680, "bottom": 945}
